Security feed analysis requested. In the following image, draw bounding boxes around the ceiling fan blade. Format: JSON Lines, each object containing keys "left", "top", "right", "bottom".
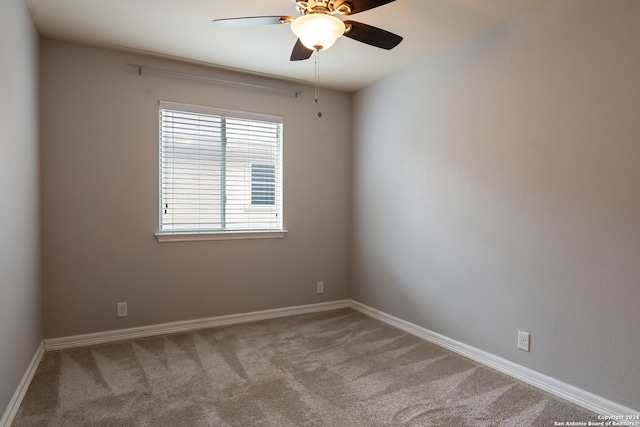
{"left": 343, "top": 21, "right": 402, "bottom": 50}
{"left": 213, "top": 16, "right": 294, "bottom": 28}
{"left": 290, "top": 39, "right": 314, "bottom": 61}
{"left": 333, "top": 0, "right": 396, "bottom": 15}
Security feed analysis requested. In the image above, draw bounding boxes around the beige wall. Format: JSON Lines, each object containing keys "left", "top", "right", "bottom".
{"left": 40, "top": 40, "right": 351, "bottom": 338}
{"left": 0, "top": 0, "right": 42, "bottom": 418}
{"left": 351, "top": 0, "right": 640, "bottom": 410}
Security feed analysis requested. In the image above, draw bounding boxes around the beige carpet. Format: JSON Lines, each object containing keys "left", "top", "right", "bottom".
{"left": 13, "top": 309, "right": 599, "bottom": 426}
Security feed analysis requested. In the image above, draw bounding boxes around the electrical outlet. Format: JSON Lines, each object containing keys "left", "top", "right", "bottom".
{"left": 117, "top": 302, "right": 128, "bottom": 317}
{"left": 316, "top": 282, "right": 324, "bottom": 294}
{"left": 518, "top": 331, "right": 530, "bottom": 352}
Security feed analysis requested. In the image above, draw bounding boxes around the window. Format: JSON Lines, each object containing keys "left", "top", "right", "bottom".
{"left": 157, "top": 101, "right": 284, "bottom": 240}
{"left": 251, "top": 164, "right": 276, "bottom": 206}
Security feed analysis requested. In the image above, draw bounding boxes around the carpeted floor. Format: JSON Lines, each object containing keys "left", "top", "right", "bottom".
{"left": 13, "top": 309, "right": 600, "bottom": 426}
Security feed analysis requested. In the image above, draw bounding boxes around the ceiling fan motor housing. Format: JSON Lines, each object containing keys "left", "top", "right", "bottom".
{"left": 295, "top": 0, "right": 353, "bottom": 16}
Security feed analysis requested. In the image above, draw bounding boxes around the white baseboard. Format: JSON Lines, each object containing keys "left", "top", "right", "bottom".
{"left": 349, "top": 300, "right": 639, "bottom": 419}
{"left": 0, "top": 341, "right": 44, "bottom": 427}
{"left": 45, "top": 300, "right": 351, "bottom": 351}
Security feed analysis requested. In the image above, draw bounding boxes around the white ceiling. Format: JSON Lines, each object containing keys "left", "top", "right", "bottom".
{"left": 25, "top": 0, "right": 553, "bottom": 92}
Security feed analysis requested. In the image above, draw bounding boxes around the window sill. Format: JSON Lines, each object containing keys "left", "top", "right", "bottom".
{"left": 155, "top": 230, "right": 287, "bottom": 243}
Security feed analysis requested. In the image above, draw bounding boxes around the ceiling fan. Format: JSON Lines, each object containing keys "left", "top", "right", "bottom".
{"left": 213, "top": 0, "right": 403, "bottom": 61}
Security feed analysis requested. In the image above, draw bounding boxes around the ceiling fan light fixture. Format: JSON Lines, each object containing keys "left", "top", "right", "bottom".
{"left": 291, "top": 14, "right": 346, "bottom": 51}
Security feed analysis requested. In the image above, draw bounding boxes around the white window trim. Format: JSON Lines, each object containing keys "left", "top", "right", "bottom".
{"left": 156, "top": 230, "right": 287, "bottom": 243}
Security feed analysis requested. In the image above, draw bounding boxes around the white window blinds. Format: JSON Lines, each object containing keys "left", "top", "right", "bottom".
{"left": 159, "top": 101, "right": 283, "bottom": 234}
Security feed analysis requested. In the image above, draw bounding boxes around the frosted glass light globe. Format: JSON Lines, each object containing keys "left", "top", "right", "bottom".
{"left": 291, "top": 14, "right": 346, "bottom": 51}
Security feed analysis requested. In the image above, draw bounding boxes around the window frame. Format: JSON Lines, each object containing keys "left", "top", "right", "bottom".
{"left": 155, "top": 100, "right": 286, "bottom": 242}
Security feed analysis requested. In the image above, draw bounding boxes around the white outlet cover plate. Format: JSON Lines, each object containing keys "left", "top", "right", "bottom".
{"left": 518, "top": 331, "right": 530, "bottom": 352}
{"left": 117, "top": 302, "right": 128, "bottom": 317}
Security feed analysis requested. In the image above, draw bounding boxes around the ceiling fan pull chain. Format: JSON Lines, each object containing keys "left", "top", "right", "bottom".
{"left": 315, "top": 49, "right": 322, "bottom": 118}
